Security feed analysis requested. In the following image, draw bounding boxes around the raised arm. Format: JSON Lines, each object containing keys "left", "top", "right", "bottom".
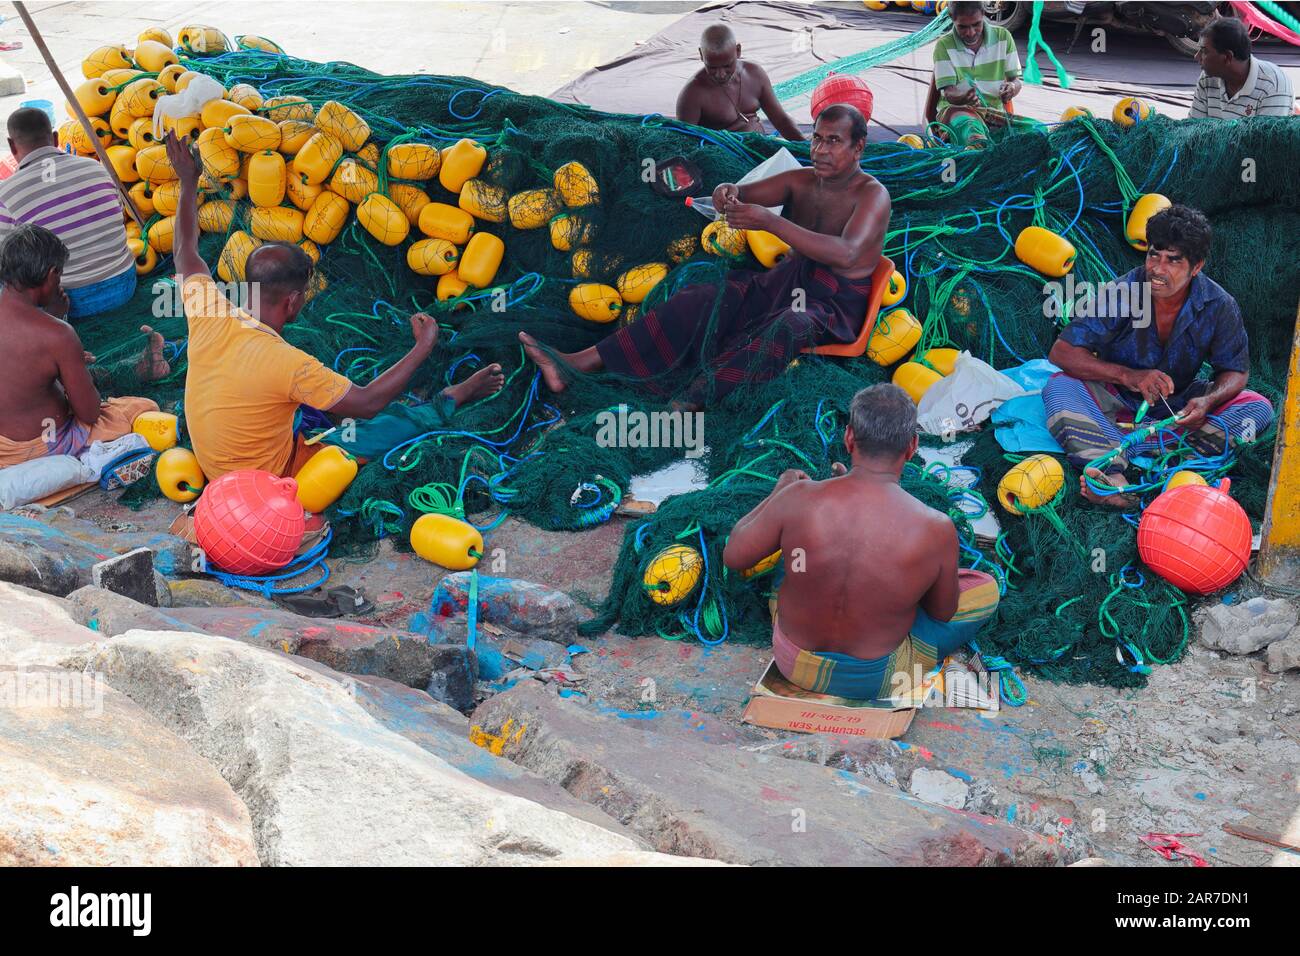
{"left": 163, "top": 131, "right": 210, "bottom": 280}
{"left": 755, "top": 65, "right": 805, "bottom": 142}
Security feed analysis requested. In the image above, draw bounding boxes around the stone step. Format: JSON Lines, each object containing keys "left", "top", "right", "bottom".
{"left": 470, "top": 681, "right": 1073, "bottom": 866}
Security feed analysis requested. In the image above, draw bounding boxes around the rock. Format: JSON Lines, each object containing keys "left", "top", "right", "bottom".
{"left": 0, "top": 582, "right": 104, "bottom": 668}
{"left": 0, "top": 533, "right": 88, "bottom": 597}
{"left": 342, "top": 673, "right": 642, "bottom": 841}
{"left": 470, "top": 681, "right": 1069, "bottom": 865}
{"left": 167, "top": 578, "right": 277, "bottom": 609}
{"left": 1266, "top": 627, "right": 1300, "bottom": 673}
{"left": 1197, "top": 598, "right": 1298, "bottom": 655}
{"left": 154, "top": 571, "right": 173, "bottom": 607}
{"left": 91, "top": 547, "right": 158, "bottom": 606}
{"left": 909, "top": 768, "right": 970, "bottom": 810}
{"left": 64, "top": 586, "right": 195, "bottom": 637}
{"left": 90, "top": 629, "right": 692, "bottom": 865}
{"left": 166, "top": 605, "right": 474, "bottom": 701}
{"left": 429, "top": 573, "right": 584, "bottom": 644}
{"left": 0, "top": 664, "right": 258, "bottom": 865}
{"left": 437, "top": 614, "right": 569, "bottom": 681}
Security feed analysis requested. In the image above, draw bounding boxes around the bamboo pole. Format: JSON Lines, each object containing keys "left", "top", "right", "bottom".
{"left": 12, "top": 1, "right": 145, "bottom": 224}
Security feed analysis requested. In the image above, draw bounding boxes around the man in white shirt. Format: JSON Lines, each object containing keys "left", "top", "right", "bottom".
{"left": 1190, "top": 17, "right": 1295, "bottom": 119}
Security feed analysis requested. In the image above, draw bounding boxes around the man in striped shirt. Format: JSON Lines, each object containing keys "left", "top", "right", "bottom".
{"left": 0, "top": 108, "right": 135, "bottom": 321}
{"left": 932, "top": 1, "right": 1023, "bottom": 148}
{"left": 1191, "top": 17, "right": 1295, "bottom": 120}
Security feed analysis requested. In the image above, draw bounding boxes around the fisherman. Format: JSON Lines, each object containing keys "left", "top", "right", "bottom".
{"left": 722, "top": 383, "right": 1000, "bottom": 702}
{"left": 0, "top": 108, "right": 136, "bottom": 320}
{"left": 519, "top": 105, "right": 889, "bottom": 411}
{"left": 164, "top": 132, "right": 505, "bottom": 482}
{"left": 931, "top": 1, "right": 1023, "bottom": 148}
{"left": 1042, "top": 205, "right": 1274, "bottom": 506}
{"left": 676, "top": 23, "right": 805, "bottom": 141}
{"left": 0, "top": 224, "right": 164, "bottom": 468}
{"left": 1191, "top": 16, "right": 1296, "bottom": 119}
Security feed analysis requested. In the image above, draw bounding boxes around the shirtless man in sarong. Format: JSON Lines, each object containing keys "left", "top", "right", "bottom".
{"left": 519, "top": 105, "right": 889, "bottom": 411}
{"left": 675, "top": 24, "right": 805, "bottom": 141}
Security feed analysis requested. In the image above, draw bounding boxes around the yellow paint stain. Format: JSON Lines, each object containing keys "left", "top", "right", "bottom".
{"left": 281, "top": 641, "right": 292, "bottom": 654}
{"left": 469, "top": 717, "right": 526, "bottom": 756}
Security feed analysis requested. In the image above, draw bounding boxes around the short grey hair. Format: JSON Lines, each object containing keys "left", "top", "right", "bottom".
{"left": 849, "top": 383, "right": 917, "bottom": 457}
{"left": 0, "top": 223, "right": 68, "bottom": 289}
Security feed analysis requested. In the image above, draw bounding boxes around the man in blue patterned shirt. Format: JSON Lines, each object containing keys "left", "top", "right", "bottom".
{"left": 1042, "top": 205, "right": 1273, "bottom": 506}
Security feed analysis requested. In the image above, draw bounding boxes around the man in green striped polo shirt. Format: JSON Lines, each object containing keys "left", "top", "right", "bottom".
{"left": 932, "top": 1, "right": 1023, "bottom": 148}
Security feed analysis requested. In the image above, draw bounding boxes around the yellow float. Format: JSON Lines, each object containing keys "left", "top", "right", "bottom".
{"left": 997, "top": 455, "right": 1066, "bottom": 514}
{"left": 1165, "top": 470, "right": 1207, "bottom": 490}
{"left": 643, "top": 544, "right": 703, "bottom": 606}
{"left": 892, "top": 361, "right": 944, "bottom": 403}
{"left": 882, "top": 268, "right": 907, "bottom": 306}
{"left": 458, "top": 178, "right": 508, "bottom": 223}
{"left": 247, "top": 150, "right": 287, "bottom": 208}
{"left": 746, "top": 230, "right": 790, "bottom": 268}
{"left": 569, "top": 284, "right": 623, "bottom": 323}
{"left": 315, "top": 100, "right": 370, "bottom": 153}
{"left": 554, "top": 161, "right": 599, "bottom": 207}
{"left": 1014, "top": 226, "right": 1076, "bottom": 277}
{"left": 407, "top": 238, "right": 461, "bottom": 277}
{"left": 132, "top": 411, "right": 179, "bottom": 452}
{"left": 418, "top": 202, "right": 475, "bottom": 244}
{"left": 439, "top": 138, "right": 487, "bottom": 193}
{"left": 865, "top": 308, "right": 921, "bottom": 366}
{"left": 156, "top": 447, "right": 205, "bottom": 502}
{"left": 508, "top": 188, "right": 563, "bottom": 229}
{"left": 701, "top": 219, "right": 747, "bottom": 257}
{"left": 1125, "top": 193, "right": 1171, "bottom": 252}
{"left": 303, "top": 192, "right": 350, "bottom": 245}
{"left": 357, "top": 193, "right": 410, "bottom": 246}
{"left": 410, "top": 513, "right": 483, "bottom": 570}
{"left": 294, "top": 446, "right": 358, "bottom": 514}
{"left": 616, "top": 263, "right": 668, "bottom": 304}
{"left": 459, "top": 233, "right": 505, "bottom": 287}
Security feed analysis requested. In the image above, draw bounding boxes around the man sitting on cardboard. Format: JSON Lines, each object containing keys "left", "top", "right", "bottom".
{"left": 722, "top": 383, "right": 1000, "bottom": 702}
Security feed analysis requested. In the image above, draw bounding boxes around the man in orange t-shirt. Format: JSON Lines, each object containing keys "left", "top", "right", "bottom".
{"left": 165, "top": 133, "right": 504, "bottom": 483}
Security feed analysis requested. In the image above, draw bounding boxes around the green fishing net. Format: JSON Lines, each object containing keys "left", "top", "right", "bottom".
{"left": 75, "top": 45, "right": 1300, "bottom": 689}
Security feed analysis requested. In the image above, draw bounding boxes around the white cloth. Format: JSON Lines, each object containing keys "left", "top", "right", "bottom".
{"left": 0, "top": 456, "right": 96, "bottom": 510}
{"left": 77, "top": 432, "right": 150, "bottom": 481}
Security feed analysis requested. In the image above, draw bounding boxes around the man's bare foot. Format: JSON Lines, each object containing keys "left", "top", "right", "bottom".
{"left": 134, "top": 325, "right": 170, "bottom": 381}
{"left": 1081, "top": 466, "right": 1134, "bottom": 508}
{"left": 443, "top": 363, "right": 505, "bottom": 407}
{"left": 518, "top": 331, "right": 568, "bottom": 393}
{"left": 831, "top": 461, "right": 848, "bottom": 477}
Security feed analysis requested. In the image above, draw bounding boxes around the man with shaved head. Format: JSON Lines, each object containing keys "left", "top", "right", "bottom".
{"left": 677, "top": 23, "right": 804, "bottom": 140}
{"left": 164, "top": 132, "right": 505, "bottom": 482}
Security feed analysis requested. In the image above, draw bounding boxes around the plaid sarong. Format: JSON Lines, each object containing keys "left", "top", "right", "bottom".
{"left": 596, "top": 253, "right": 872, "bottom": 405}
{"left": 772, "top": 569, "right": 1000, "bottom": 702}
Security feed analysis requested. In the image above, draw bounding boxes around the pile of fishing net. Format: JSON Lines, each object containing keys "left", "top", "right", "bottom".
{"left": 67, "top": 28, "right": 1300, "bottom": 690}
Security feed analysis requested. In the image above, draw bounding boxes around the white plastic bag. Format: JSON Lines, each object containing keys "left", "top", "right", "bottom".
{"left": 0, "top": 456, "right": 96, "bottom": 511}
{"left": 78, "top": 432, "right": 150, "bottom": 481}
{"left": 152, "top": 73, "right": 225, "bottom": 137}
{"left": 738, "top": 147, "right": 801, "bottom": 216}
{"left": 917, "top": 352, "right": 1027, "bottom": 436}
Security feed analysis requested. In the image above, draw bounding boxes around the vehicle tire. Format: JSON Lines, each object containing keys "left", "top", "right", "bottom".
{"left": 982, "top": 1, "right": 1029, "bottom": 32}
{"left": 1166, "top": 31, "right": 1203, "bottom": 57}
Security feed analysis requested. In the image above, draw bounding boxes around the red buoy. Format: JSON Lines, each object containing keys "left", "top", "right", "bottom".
{"left": 810, "top": 72, "right": 874, "bottom": 123}
{"left": 194, "top": 469, "right": 305, "bottom": 575}
{"left": 1137, "top": 480, "right": 1250, "bottom": 594}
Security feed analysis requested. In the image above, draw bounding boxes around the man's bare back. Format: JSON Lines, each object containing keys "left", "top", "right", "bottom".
{"left": 0, "top": 292, "right": 91, "bottom": 441}
{"left": 766, "top": 474, "right": 957, "bottom": 658}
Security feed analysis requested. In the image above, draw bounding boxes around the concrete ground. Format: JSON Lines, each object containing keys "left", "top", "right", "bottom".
{"left": 3, "top": 0, "right": 1299, "bottom": 865}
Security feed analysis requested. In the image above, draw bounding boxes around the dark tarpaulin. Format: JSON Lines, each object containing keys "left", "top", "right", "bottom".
{"left": 553, "top": 1, "right": 1300, "bottom": 137}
